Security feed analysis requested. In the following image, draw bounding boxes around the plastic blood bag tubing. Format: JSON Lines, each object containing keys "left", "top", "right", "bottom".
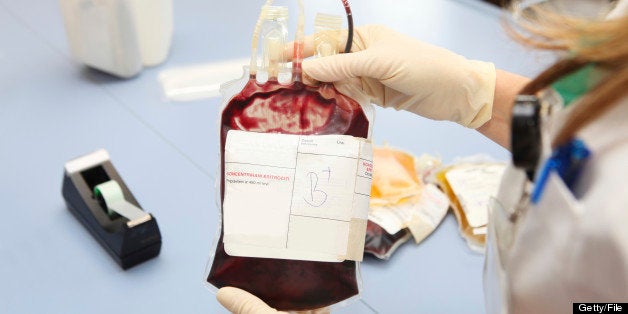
{"left": 205, "top": 2, "right": 374, "bottom": 311}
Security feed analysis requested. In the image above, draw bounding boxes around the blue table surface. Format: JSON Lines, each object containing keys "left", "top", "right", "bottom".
{"left": 0, "top": 0, "right": 550, "bottom": 313}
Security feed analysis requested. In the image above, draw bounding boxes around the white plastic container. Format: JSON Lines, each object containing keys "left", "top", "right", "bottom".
{"left": 60, "top": 0, "right": 173, "bottom": 78}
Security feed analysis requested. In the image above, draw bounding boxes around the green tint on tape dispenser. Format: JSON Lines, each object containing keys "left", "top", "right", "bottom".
{"left": 62, "top": 149, "right": 162, "bottom": 269}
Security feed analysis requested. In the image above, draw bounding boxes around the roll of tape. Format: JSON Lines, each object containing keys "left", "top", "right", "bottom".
{"left": 94, "top": 180, "right": 151, "bottom": 227}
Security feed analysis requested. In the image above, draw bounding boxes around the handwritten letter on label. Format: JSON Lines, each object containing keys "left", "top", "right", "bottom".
{"left": 222, "top": 131, "right": 372, "bottom": 262}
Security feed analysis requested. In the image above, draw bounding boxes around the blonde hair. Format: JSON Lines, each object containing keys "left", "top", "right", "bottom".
{"left": 508, "top": 3, "right": 628, "bottom": 146}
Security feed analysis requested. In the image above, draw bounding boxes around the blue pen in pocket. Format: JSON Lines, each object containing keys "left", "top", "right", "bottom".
{"left": 531, "top": 139, "right": 591, "bottom": 204}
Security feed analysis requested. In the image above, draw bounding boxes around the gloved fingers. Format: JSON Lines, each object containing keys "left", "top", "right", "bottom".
{"left": 331, "top": 78, "right": 361, "bottom": 95}
{"left": 285, "top": 24, "right": 388, "bottom": 60}
{"left": 284, "top": 31, "right": 350, "bottom": 60}
{"left": 302, "top": 51, "right": 380, "bottom": 83}
{"left": 334, "top": 78, "right": 385, "bottom": 107}
{"left": 217, "top": 287, "right": 284, "bottom": 314}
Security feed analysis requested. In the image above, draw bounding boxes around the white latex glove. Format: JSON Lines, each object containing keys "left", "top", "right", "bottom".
{"left": 217, "top": 287, "right": 330, "bottom": 314}
{"left": 302, "top": 25, "right": 496, "bottom": 129}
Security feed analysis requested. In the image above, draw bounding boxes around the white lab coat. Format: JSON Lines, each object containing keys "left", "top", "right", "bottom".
{"left": 484, "top": 91, "right": 628, "bottom": 313}
{"left": 484, "top": 2, "right": 628, "bottom": 312}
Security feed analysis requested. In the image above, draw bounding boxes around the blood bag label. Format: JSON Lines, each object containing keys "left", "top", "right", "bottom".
{"left": 445, "top": 164, "right": 506, "bottom": 228}
{"left": 222, "top": 130, "right": 372, "bottom": 262}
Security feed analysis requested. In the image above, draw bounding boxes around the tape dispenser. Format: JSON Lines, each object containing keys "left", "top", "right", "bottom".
{"left": 62, "top": 149, "right": 161, "bottom": 269}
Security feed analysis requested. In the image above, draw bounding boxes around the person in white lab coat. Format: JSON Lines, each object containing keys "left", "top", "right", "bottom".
{"left": 217, "top": 0, "right": 628, "bottom": 313}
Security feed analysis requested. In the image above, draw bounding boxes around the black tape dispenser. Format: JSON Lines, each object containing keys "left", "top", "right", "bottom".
{"left": 62, "top": 149, "right": 161, "bottom": 269}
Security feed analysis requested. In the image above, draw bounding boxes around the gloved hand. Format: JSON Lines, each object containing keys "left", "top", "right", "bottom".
{"left": 301, "top": 25, "right": 496, "bottom": 129}
{"left": 217, "top": 287, "right": 330, "bottom": 314}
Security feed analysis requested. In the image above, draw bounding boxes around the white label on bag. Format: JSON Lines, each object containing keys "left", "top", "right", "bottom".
{"left": 368, "top": 205, "right": 406, "bottom": 235}
{"left": 222, "top": 130, "right": 372, "bottom": 262}
{"left": 445, "top": 164, "right": 506, "bottom": 228}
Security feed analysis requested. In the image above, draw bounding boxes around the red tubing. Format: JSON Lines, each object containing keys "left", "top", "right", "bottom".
{"left": 341, "top": 0, "right": 353, "bottom": 53}
{"left": 292, "top": 41, "right": 303, "bottom": 82}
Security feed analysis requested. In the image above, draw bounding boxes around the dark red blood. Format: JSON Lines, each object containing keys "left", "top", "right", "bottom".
{"left": 207, "top": 79, "right": 370, "bottom": 311}
{"left": 364, "top": 220, "right": 411, "bottom": 259}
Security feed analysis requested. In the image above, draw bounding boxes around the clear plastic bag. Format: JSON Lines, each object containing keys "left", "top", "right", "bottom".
{"left": 204, "top": 2, "right": 374, "bottom": 309}
{"left": 364, "top": 220, "right": 412, "bottom": 260}
{"left": 205, "top": 64, "right": 373, "bottom": 310}
{"left": 365, "top": 147, "right": 448, "bottom": 260}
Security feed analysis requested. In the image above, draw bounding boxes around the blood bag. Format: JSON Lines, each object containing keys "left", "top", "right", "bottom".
{"left": 205, "top": 2, "right": 374, "bottom": 311}
{"left": 366, "top": 147, "right": 448, "bottom": 259}
{"left": 436, "top": 162, "right": 505, "bottom": 252}
{"left": 364, "top": 220, "right": 412, "bottom": 260}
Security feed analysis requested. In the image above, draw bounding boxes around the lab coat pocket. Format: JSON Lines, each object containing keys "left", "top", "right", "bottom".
{"left": 513, "top": 172, "right": 582, "bottom": 251}
{"left": 506, "top": 172, "right": 583, "bottom": 314}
